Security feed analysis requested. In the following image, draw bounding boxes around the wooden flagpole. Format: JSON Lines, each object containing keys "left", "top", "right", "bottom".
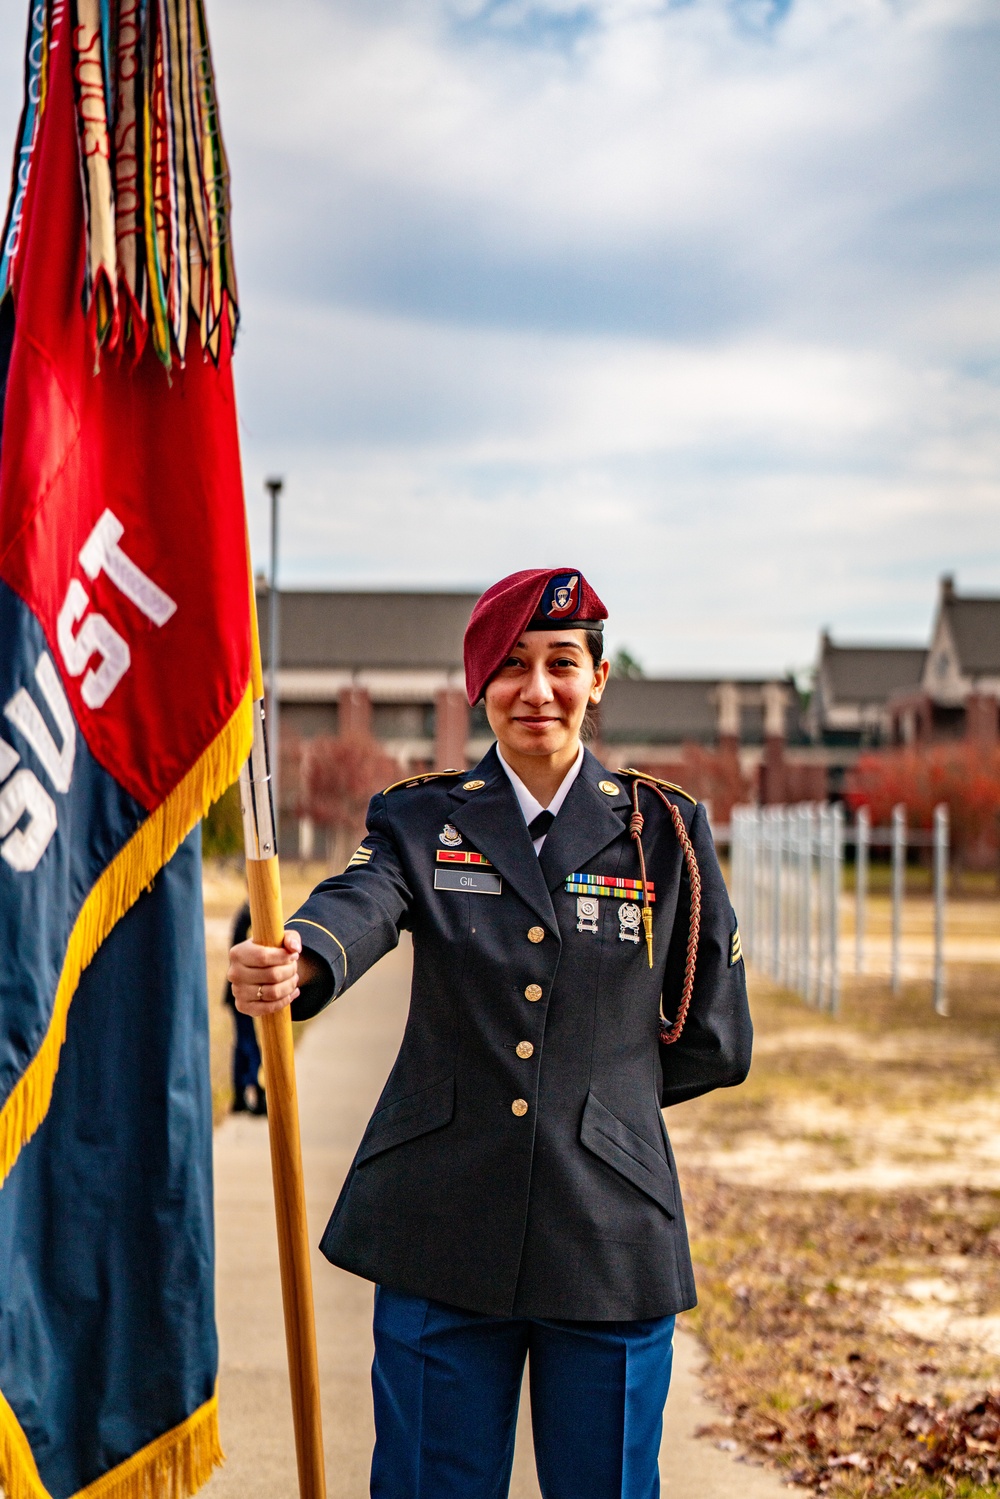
{"left": 239, "top": 577, "right": 327, "bottom": 1499}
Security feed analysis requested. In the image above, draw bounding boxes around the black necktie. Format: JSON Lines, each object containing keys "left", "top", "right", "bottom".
{"left": 527, "top": 809, "right": 555, "bottom": 840}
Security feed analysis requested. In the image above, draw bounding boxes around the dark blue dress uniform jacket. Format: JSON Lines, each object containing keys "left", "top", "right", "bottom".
{"left": 288, "top": 744, "right": 751, "bottom": 1322}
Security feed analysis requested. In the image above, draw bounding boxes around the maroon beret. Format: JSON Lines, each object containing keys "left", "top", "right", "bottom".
{"left": 464, "top": 568, "right": 608, "bottom": 705}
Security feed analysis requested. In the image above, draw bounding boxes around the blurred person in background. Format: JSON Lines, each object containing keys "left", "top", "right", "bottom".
{"left": 223, "top": 901, "right": 266, "bottom": 1115}
{"left": 228, "top": 568, "right": 751, "bottom": 1499}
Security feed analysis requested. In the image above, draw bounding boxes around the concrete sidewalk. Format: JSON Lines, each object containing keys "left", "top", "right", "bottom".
{"left": 204, "top": 940, "right": 792, "bottom": 1498}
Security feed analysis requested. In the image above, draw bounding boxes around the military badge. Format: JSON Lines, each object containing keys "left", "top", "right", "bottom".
{"left": 435, "top": 846, "right": 498, "bottom": 892}
{"left": 347, "top": 844, "right": 374, "bottom": 870}
{"left": 730, "top": 925, "right": 743, "bottom": 966}
{"left": 618, "top": 902, "right": 642, "bottom": 945}
{"left": 541, "top": 572, "right": 581, "bottom": 620}
{"left": 439, "top": 823, "right": 463, "bottom": 847}
{"left": 576, "top": 897, "right": 599, "bottom": 934}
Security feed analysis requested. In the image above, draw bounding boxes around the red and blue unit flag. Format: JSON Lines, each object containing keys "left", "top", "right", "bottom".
{"left": 0, "top": 1, "right": 254, "bottom": 1494}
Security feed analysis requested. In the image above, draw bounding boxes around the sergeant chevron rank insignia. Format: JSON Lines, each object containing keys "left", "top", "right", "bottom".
{"left": 730, "top": 926, "right": 743, "bottom": 966}
{"left": 347, "top": 844, "right": 374, "bottom": 869}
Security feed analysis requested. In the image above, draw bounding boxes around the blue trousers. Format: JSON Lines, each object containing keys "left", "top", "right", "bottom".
{"left": 231, "top": 1006, "right": 261, "bottom": 1095}
{"left": 370, "top": 1287, "right": 675, "bottom": 1499}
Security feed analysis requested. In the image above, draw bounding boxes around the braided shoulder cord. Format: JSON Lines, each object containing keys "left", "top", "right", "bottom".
{"left": 628, "top": 778, "right": 703, "bottom": 1046}
{"left": 628, "top": 784, "right": 653, "bottom": 968}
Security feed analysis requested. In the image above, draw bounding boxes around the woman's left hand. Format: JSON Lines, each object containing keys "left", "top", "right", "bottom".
{"left": 228, "top": 928, "right": 317, "bottom": 1015}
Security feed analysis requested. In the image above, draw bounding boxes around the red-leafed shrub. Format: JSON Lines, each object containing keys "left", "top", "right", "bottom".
{"left": 846, "top": 742, "right": 1000, "bottom": 867}
{"left": 281, "top": 732, "right": 402, "bottom": 865}
{"left": 302, "top": 734, "right": 402, "bottom": 832}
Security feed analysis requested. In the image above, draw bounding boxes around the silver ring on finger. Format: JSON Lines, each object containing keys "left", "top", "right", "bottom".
{"left": 256, "top": 985, "right": 263, "bottom": 1001}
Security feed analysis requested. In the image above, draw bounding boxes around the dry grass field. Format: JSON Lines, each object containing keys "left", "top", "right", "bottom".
{"left": 671, "top": 888, "right": 1000, "bottom": 1496}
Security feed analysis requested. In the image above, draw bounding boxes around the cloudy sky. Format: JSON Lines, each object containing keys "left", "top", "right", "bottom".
{"left": 1, "top": 0, "right": 997, "bottom": 675}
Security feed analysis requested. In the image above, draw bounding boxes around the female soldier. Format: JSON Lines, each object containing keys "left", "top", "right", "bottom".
{"left": 228, "top": 567, "right": 752, "bottom": 1499}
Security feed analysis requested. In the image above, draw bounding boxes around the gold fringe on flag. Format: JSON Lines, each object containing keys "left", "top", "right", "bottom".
{"left": 0, "top": 1386, "right": 223, "bottom": 1499}
{"left": 0, "top": 1387, "right": 48, "bottom": 1499}
{"left": 0, "top": 684, "right": 253, "bottom": 1186}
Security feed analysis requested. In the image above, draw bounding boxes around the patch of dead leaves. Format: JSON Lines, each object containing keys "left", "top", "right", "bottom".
{"left": 683, "top": 1177, "right": 1000, "bottom": 1495}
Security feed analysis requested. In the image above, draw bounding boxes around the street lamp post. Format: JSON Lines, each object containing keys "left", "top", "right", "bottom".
{"left": 265, "top": 476, "right": 283, "bottom": 843}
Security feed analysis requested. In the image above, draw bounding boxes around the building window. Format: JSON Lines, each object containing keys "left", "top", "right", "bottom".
{"left": 281, "top": 703, "right": 339, "bottom": 739}
{"left": 372, "top": 703, "right": 435, "bottom": 740}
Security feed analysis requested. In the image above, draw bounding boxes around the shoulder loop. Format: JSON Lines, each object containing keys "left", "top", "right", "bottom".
{"left": 381, "top": 769, "right": 467, "bottom": 795}
{"left": 615, "top": 767, "right": 698, "bottom": 806}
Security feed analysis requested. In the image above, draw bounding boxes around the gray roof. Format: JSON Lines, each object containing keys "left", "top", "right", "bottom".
{"left": 600, "top": 678, "right": 800, "bottom": 745}
{"left": 257, "top": 589, "right": 480, "bottom": 670}
{"left": 819, "top": 639, "right": 926, "bottom": 705}
{"left": 600, "top": 679, "right": 724, "bottom": 744}
{"left": 945, "top": 596, "right": 1000, "bottom": 676}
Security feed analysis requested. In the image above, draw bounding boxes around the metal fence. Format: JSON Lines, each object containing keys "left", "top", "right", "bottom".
{"left": 729, "top": 802, "right": 950, "bottom": 1017}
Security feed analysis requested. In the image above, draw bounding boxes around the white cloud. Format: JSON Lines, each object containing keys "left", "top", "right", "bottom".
{"left": 236, "top": 301, "right": 1000, "bottom": 671}
{"left": 237, "top": 299, "right": 910, "bottom": 454}
{"left": 213, "top": 0, "right": 992, "bottom": 294}
{"left": 0, "top": 0, "right": 996, "bottom": 675}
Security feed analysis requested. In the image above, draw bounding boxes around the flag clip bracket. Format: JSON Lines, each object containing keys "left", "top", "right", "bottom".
{"left": 239, "top": 699, "right": 276, "bottom": 861}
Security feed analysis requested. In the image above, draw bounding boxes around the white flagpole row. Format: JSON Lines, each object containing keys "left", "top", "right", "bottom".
{"left": 731, "top": 799, "right": 948, "bottom": 1018}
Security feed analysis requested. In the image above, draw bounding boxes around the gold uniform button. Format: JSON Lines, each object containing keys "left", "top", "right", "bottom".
{"left": 524, "top": 984, "right": 542, "bottom": 1002}
{"left": 527, "top": 926, "right": 545, "bottom": 944}
{"left": 511, "top": 1098, "right": 529, "bottom": 1117}
{"left": 463, "top": 779, "right": 485, "bottom": 791}
{"left": 516, "top": 1040, "right": 534, "bottom": 1059}
{"left": 599, "top": 780, "right": 620, "bottom": 796}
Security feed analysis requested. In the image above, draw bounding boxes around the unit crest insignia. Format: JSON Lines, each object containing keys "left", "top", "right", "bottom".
{"left": 618, "top": 901, "right": 642, "bottom": 945}
{"left": 541, "top": 572, "right": 580, "bottom": 620}
{"left": 439, "top": 823, "right": 463, "bottom": 847}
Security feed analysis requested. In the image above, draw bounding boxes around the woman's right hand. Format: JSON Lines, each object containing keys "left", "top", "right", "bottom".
{"left": 228, "top": 929, "right": 314, "bottom": 1015}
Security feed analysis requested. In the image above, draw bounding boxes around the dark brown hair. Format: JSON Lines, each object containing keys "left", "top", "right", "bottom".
{"left": 581, "top": 628, "right": 604, "bottom": 745}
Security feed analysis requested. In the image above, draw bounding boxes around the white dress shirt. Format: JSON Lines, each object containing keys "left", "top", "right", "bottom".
{"left": 497, "top": 743, "right": 585, "bottom": 854}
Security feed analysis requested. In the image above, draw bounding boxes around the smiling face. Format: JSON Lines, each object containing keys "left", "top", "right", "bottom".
{"left": 483, "top": 630, "right": 610, "bottom": 762}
